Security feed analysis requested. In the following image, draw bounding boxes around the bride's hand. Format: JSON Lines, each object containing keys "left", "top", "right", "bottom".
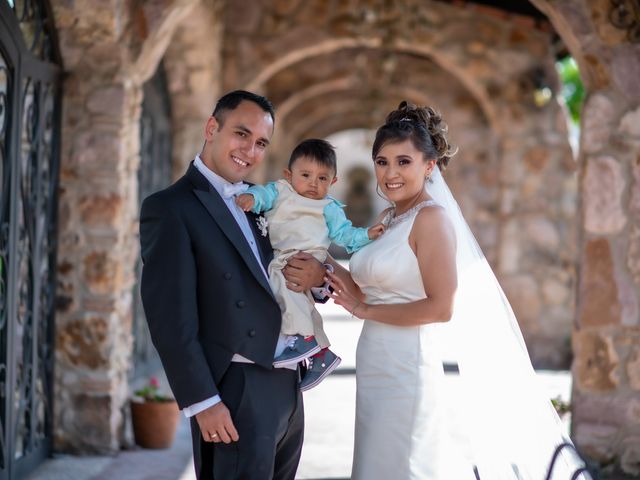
{"left": 327, "top": 271, "right": 367, "bottom": 318}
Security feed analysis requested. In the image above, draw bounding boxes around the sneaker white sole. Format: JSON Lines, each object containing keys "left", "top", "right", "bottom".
{"left": 300, "top": 356, "right": 342, "bottom": 392}
{"left": 272, "top": 344, "right": 322, "bottom": 368}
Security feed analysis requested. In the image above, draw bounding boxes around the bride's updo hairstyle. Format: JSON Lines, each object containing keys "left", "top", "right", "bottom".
{"left": 372, "top": 101, "right": 456, "bottom": 170}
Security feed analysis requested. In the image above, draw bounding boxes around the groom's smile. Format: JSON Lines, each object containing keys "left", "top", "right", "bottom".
{"left": 231, "top": 155, "right": 249, "bottom": 168}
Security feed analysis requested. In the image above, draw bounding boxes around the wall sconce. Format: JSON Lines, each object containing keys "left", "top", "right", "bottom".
{"left": 529, "top": 67, "right": 553, "bottom": 108}
{"left": 534, "top": 86, "right": 553, "bottom": 108}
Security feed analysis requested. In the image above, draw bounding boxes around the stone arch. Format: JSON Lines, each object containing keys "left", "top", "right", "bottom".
{"left": 235, "top": 15, "right": 575, "bottom": 367}
{"left": 270, "top": 86, "right": 501, "bottom": 267}
{"left": 276, "top": 79, "right": 430, "bottom": 125}
{"left": 162, "top": 0, "right": 222, "bottom": 177}
{"left": 272, "top": 84, "right": 433, "bottom": 156}
{"left": 244, "top": 38, "right": 500, "bottom": 132}
{"left": 259, "top": 45, "right": 494, "bottom": 166}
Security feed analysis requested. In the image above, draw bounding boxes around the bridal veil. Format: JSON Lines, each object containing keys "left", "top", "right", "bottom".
{"left": 428, "top": 165, "right": 591, "bottom": 480}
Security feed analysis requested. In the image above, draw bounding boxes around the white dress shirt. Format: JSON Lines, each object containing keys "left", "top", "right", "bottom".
{"left": 182, "top": 156, "right": 295, "bottom": 418}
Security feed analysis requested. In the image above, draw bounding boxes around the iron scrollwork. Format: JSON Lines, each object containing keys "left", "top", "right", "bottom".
{"left": 0, "top": 0, "right": 61, "bottom": 478}
{"left": 609, "top": 0, "right": 640, "bottom": 42}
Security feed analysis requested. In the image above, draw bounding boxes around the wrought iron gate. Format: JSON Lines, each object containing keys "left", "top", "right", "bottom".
{"left": 0, "top": 1, "right": 61, "bottom": 478}
{"left": 132, "top": 63, "right": 173, "bottom": 377}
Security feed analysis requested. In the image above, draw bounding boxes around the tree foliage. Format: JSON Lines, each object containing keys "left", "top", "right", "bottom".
{"left": 556, "top": 56, "right": 584, "bottom": 124}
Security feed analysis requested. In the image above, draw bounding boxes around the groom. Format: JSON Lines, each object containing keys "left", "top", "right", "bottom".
{"left": 139, "top": 90, "right": 327, "bottom": 479}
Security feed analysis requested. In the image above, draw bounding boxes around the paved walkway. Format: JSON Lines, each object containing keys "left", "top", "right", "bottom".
{"left": 28, "top": 302, "right": 576, "bottom": 480}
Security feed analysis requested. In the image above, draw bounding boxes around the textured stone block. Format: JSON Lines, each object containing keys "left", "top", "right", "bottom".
{"left": 583, "top": 156, "right": 627, "bottom": 234}
{"left": 629, "top": 224, "right": 640, "bottom": 287}
{"left": 525, "top": 217, "right": 560, "bottom": 252}
{"left": 573, "top": 421, "right": 618, "bottom": 462}
{"left": 67, "top": 393, "right": 120, "bottom": 454}
{"left": 621, "top": 441, "right": 640, "bottom": 476}
{"left": 523, "top": 146, "right": 550, "bottom": 173}
{"left": 501, "top": 274, "right": 542, "bottom": 332}
{"left": 612, "top": 45, "right": 640, "bottom": 101}
{"left": 79, "top": 193, "right": 124, "bottom": 228}
{"left": 579, "top": 239, "right": 622, "bottom": 327}
{"left": 542, "top": 278, "right": 570, "bottom": 305}
{"left": 86, "top": 86, "right": 127, "bottom": 117}
{"left": 83, "top": 251, "right": 123, "bottom": 295}
{"left": 57, "top": 316, "right": 109, "bottom": 370}
{"left": 573, "top": 330, "right": 619, "bottom": 391}
{"left": 582, "top": 94, "right": 615, "bottom": 154}
{"left": 620, "top": 106, "right": 640, "bottom": 139}
{"left": 627, "top": 346, "right": 640, "bottom": 391}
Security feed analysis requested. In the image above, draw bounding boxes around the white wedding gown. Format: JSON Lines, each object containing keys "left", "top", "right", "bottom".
{"left": 349, "top": 200, "right": 474, "bottom": 480}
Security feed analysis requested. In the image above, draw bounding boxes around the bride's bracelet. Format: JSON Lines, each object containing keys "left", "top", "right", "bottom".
{"left": 350, "top": 301, "right": 362, "bottom": 318}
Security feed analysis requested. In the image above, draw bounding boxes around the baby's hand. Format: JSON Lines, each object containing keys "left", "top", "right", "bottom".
{"left": 368, "top": 222, "right": 386, "bottom": 240}
{"left": 235, "top": 194, "right": 255, "bottom": 212}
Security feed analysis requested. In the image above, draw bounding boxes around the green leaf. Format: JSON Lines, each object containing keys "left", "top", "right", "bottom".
{"left": 556, "top": 56, "right": 585, "bottom": 125}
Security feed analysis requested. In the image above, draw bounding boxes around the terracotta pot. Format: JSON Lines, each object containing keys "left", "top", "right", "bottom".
{"left": 130, "top": 399, "right": 180, "bottom": 449}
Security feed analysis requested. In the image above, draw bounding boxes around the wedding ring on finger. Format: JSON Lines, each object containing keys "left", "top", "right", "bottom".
{"left": 210, "top": 433, "right": 218, "bottom": 440}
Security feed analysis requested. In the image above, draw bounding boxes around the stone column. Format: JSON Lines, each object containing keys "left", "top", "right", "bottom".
{"left": 54, "top": 62, "right": 143, "bottom": 456}
{"left": 51, "top": 0, "right": 201, "bottom": 453}
{"left": 572, "top": 95, "right": 640, "bottom": 475}
{"left": 531, "top": 0, "right": 640, "bottom": 474}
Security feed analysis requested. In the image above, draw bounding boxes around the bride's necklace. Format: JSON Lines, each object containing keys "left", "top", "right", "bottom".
{"left": 385, "top": 199, "right": 437, "bottom": 229}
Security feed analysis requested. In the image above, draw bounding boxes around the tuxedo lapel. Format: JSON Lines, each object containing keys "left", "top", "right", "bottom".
{"left": 187, "top": 165, "right": 274, "bottom": 299}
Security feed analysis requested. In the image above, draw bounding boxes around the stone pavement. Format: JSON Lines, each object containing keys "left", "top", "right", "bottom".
{"left": 28, "top": 301, "right": 575, "bottom": 480}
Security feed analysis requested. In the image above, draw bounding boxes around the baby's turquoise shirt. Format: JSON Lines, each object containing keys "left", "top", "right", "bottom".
{"left": 247, "top": 182, "right": 372, "bottom": 254}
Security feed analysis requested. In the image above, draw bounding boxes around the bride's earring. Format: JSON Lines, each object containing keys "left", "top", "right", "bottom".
{"left": 425, "top": 175, "right": 433, "bottom": 184}
{"left": 376, "top": 184, "right": 392, "bottom": 202}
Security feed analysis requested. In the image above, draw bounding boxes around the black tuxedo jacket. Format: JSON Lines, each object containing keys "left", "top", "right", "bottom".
{"left": 140, "top": 163, "right": 282, "bottom": 409}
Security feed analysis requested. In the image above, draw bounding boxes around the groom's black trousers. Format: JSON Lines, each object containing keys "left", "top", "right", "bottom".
{"left": 190, "top": 363, "right": 304, "bottom": 480}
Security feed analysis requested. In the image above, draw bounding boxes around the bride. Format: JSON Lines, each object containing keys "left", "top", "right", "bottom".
{"left": 327, "top": 102, "right": 592, "bottom": 479}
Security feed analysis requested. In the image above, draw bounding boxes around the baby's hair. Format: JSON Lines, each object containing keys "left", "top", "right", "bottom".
{"left": 372, "top": 101, "right": 456, "bottom": 170}
{"left": 288, "top": 139, "right": 337, "bottom": 174}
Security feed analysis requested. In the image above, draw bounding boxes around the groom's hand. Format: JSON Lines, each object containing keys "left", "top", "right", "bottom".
{"left": 283, "top": 252, "right": 325, "bottom": 292}
{"left": 195, "top": 402, "right": 239, "bottom": 444}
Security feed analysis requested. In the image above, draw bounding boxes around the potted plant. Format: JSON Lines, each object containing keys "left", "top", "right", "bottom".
{"left": 130, "top": 376, "right": 180, "bottom": 449}
{"left": 551, "top": 395, "right": 571, "bottom": 418}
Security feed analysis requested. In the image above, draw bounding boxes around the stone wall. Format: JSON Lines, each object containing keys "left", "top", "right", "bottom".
{"left": 532, "top": 0, "right": 640, "bottom": 474}
{"left": 44, "top": 0, "right": 640, "bottom": 473}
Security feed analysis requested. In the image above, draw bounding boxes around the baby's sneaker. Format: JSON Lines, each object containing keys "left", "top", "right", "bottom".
{"left": 299, "top": 348, "right": 341, "bottom": 392}
{"left": 273, "top": 335, "right": 321, "bottom": 367}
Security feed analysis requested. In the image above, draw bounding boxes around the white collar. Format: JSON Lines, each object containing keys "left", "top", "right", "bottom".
{"left": 193, "top": 154, "right": 245, "bottom": 196}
